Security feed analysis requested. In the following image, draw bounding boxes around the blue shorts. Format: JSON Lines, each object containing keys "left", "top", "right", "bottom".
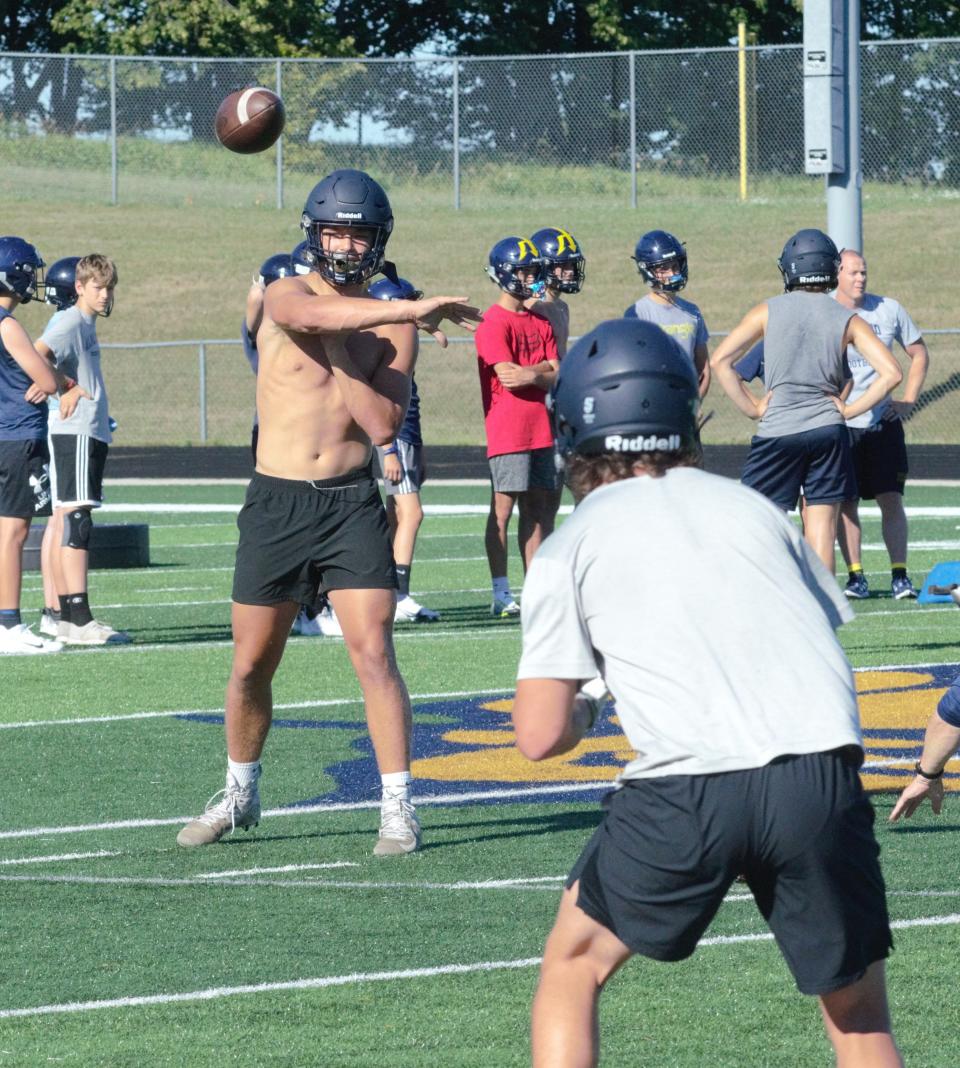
{"left": 741, "top": 424, "right": 856, "bottom": 510}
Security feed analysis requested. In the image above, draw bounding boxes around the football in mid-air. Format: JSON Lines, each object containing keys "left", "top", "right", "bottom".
{"left": 214, "top": 87, "right": 285, "bottom": 154}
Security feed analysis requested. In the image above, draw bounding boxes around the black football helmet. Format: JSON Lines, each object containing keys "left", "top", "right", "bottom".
{"left": 257, "top": 253, "right": 296, "bottom": 287}
{"left": 0, "top": 236, "right": 45, "bottom": 303}
{"left": 368, "top": 276, "right": 423, "bottom": 301}
{"left": 777, "top": 229, "right": 840, "bottom": 291}
{"left": 300, "top": 169, "right": 393, "bottom": 286}
{"left": 291, "top": 240, "right": 313, "bottom": 275}
{"left": 44, "top": 256, "right": 81, "bottom": 310}
{"left": 485, "top": 236, "right": 545, "bottom": 298}
{"left": 531, "top": 227, "right": 585, "bottom": 294}
{"left": 550, "top": 319, "right": 700, "bottom": 459}
{"left": 632, "top": 230, "right": 688, "bottom": 292}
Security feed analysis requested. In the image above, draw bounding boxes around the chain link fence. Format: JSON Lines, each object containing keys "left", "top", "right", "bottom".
{"left": 2, "top": 40, "right": 959, "bottom": 207}
{"left": 3, "top": 42, "right": 959, "bottom": 451}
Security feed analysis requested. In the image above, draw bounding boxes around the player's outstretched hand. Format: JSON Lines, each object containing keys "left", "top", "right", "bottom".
{"left": 889, "top": 774, "right": 945, "bottom": 822}
{"left": 414, "top": 296, "right": 482, "bottom": 349}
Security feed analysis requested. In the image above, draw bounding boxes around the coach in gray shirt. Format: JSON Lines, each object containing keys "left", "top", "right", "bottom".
{"left": 711, "top": 229, "right": 901, "bottom": 574}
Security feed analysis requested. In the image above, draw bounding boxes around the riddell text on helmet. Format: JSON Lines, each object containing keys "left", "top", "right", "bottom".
{"left": 604, "top": 433, "right": 681, "bottom": 452}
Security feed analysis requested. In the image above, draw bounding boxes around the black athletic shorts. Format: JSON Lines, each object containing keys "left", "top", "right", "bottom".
{"left": 567, "top": 748, "right": 892, "bottom": 996}
{"left": 0, "top": 438, "right": 52, "bottom": 518}
{"left": 741, "top": 424, "right": 857, "bottom": 509}
{"left": 847, "top": 418, "right": 908, "bottom": 499}
{"left": 49, "top": 433, "right": 108, "bottom": 507}
{"left": 232, "top": 465, "right": 396, "bottom": 606}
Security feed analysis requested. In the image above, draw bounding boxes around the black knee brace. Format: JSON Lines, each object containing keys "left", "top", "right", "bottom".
{"left": 63, "top": 507, "right": 93, "bottom": 550}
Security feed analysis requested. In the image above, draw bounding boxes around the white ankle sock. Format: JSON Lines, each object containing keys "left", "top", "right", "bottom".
{"left": 492, "top": 576, "right": 511, "bottom": 600}
{"left": 381, "top": 770, "right": 411, "bottom": 800}
{"left": 227, "top": 758, "right": 261, "bottom": 791}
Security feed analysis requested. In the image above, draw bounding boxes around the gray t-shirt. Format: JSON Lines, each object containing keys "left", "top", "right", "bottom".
{"left": 835, "top": 292, "right": 921, "bottom": 429}
{"left": 42, "top": 306, "right": 112, "bottom": 443}
{"left": 518, "top": 468, "right": 860, "bottom": 780}
{"left": 756, "top": 291, "right": 854, "bottom": 439}
{"left": 624, "top": 295, "right": 708, "bottom": 368}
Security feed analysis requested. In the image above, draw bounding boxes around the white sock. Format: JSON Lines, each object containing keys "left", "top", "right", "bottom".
{"left": 381, "top": 770, "right": 411, "bottom": 801}
{"left": 492, "top": 576, "right": 511, "bottom": 600}
{"left": 227, "top": 758, "right": 261, "bottom": 791}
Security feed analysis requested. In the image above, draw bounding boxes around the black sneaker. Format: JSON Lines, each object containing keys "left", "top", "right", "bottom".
{"left": 844, "top": 573, "right": 869, "bottom": 600}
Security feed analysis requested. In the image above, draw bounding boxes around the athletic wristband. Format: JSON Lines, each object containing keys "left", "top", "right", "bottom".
{"left": 915, "top": 761, "right": 943, "bottom": 781}
{"left": 383, "top": 446, "right": 399, "bottom": 456}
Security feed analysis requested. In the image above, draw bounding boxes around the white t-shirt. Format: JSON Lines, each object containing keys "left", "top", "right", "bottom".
{"left": 517, "top": 468, "right": 861, "bottom": 780}
{"left": 835, "top": 293, "right": 922, "bottom": 429}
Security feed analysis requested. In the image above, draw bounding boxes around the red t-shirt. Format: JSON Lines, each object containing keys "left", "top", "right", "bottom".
{"left": 474, "top": 303, "right": 559, "bottom": 458}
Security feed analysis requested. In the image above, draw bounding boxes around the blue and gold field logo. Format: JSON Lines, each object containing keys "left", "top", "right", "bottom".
{"left": 179, "top": 664, "right": 958, "bottom": 806}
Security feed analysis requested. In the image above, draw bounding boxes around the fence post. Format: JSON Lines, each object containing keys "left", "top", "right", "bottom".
{"left": 629, "top": 52, "right": 637, "bottom": 209}
{"left": 275, "top": 58, "right": 284, "bottom": 210}
{"left": 199, "top": 343, "right": 208, "bottom": 444}
{"left": 452, "top": 58, "right": 461, "bottom": 211}
{"left": 110, "top": 57, "right": 118, "bottom": 205}
{"left": 738, "top": 23, "right": 748, "bottom": 202}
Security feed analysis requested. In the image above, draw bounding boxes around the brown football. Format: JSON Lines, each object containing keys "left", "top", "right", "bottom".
{"left": 214, "top": 87, "right": 285, "bottom": 154}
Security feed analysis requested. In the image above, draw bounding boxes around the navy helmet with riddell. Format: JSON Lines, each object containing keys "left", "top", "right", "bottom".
{"left": 550, "top": 319, "right": 700, "bottom": 459}
{"left": 0, "top": 236, "right": 45, "bottom": 303}
{"left": 531, "top": 227, "right": 585, "bottom": 294}
{"left": 44, "top": 256, "right": 81, "bottom": 311}
{"left": 777, "top": 228, "right": 840, "bottom": 291}
{"left": 368, "top": 276, "right": 423, "bottom": 302}
{"left": 300, "top": 169, "right": 393, "bottom": 287}
{"left": 257, "top": 253, "right": 296, "bottom": 288}
{"left": 485, "top": 236, "right": 545, "bottom": 299}
{"left": 632, "top": 230, "right": 688, "bottom": 292}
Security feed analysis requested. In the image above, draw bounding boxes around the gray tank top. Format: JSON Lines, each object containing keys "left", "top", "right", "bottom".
{"left": 756, "top": 291, "right": 854, "bottom": 438}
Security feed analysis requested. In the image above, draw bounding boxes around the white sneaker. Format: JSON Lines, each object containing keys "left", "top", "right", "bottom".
{"left": 373, "top": 795, "right": 421, "bottom": 856}
{"left": 39, "top": 610, "right": 61, "bottom": 638}
{"left": 394, "top": 594, "right": 440, "bottom": 623}
{"left": 176, "top": 775, "right": 261, "bottom": 847}
{"left": 291, "top": 607, "right": 323, "bottom": 636}
{"left": 317, "top": 604, "right": 343, "bottom": 637}
{"left": 57, "top": 619, "right": 131, "bottom": 646}
{"left": 491, "top": 595, "right": 520, "bottom": 618}
{"left": 0, "top": 623, "right": 63, "bottom": 655}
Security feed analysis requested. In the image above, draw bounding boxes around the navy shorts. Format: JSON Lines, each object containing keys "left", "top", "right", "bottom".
{"left": 567, "top": 749, "right": 892, "bottom": 996}
{"left": 0, "top": 438, "right": 52, "bottom": 518}
{"left": 232, "top": 465, "right": 396, "bottom": 606}
{"left": 848, "top": 418, "right": 908, "bottom": 499}
{"left": 741, "top": 424, "right": 856, "bottom": 509}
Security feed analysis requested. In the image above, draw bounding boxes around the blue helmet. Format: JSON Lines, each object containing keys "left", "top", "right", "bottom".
{"left": 632, "top": 230, "right": 688, "bottom": 292}
{"left": 45, "top": 256, "right": 81, "bottom": 310}
{"left": 291, "top": 240, "right": 313, "bottom": 275}
{"left": 531, "top": 227, "right": 585, "bottom": 294}
{"left": 0, "top": 236, "right": 45, "bottom": 303}
{"left": 257, "top": 253, "right": 296, "bottom": 287}
{"left": 550, "top": 319, "right": 700, "bottom": 459}
{"left": 300, "top": 169, "right": 393, "bottom": 286}
{"left": 485, "top": 236, "right": 545, "bottom": 298}
{"left": 777, "top": 229, "right": 840, "bottom": 291}
{"left": 368, "top": 276, "right": 423, "bottom": 301}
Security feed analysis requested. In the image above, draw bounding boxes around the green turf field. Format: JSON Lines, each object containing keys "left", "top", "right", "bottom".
{"left": 1, "top": 479, "right": 959, "bottom": 1066}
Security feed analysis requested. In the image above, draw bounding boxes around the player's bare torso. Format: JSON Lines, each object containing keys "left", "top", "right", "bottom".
{"left": 254, "top": 275, "right": 415, "bottom": 481}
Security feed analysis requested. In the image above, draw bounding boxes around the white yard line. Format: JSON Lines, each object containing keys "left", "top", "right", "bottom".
{"left": 0, "top": 782, "right": 610, "bottom": 841}
{"left": 0, "top": 850, "right": 120, "bottom": 866}
{"left": 194, "top": 862, "right": 358, "bottom": 879}
{"left": 0, "top": 914, "right": 955, "bottom": 1019}
{"left": 0, "top": 685, "right": 515, "bottom": 731}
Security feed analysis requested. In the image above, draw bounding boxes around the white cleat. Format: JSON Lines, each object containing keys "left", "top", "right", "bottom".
{"left": 491, "top": 596, "right": 520, "bottom": 618}
{"left": 177, "top": 777, "right": 261, "bottom": 847}
{"left": 394, "top": 595, "right": 440, "bottom": 623}
{"left": 0, "top": 623, "right": 62, "bottom": 655}
{"left": 373, "top": 795, "right": 421, "bottom": 856}
{"left": 57, "top": 619, "right": 131, "bottom": 645}
{"left": 316, "top": 604, "right": 343, "bottom": 637}
{"left": 291, "top": 607, "right": 323, "bottom": 636}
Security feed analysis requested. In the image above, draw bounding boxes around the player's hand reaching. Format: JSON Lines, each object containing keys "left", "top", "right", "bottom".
{"left": 889, "top": 774, "right": 945, "bottom": 822}
{"left": 413, "top": 296, "right": 482, "bottom": 349}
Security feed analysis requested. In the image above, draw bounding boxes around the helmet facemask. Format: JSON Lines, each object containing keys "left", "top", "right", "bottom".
{"left": 301, "top": 217, "right": 392, "bottom": 287}
{"left": 544, "top": 255, "right": 586, "bottom": 295}
{"left": 485, "top": 260, "right": 545, "bottom": 299}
